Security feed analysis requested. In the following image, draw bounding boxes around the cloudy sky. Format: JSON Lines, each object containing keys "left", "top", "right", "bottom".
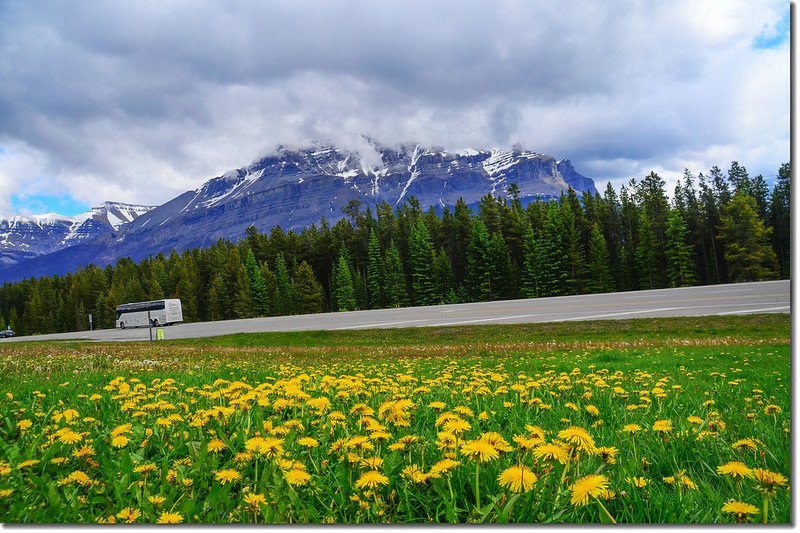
{"left": 0, "top": 0, "right": 790, "bottom": 215}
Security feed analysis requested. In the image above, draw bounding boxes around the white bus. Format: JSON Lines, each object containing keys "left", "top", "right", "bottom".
{"left": 115, "top": 299, "right": 183, "bottom": 329}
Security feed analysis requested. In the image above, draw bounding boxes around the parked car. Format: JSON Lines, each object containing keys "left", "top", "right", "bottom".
{"left": 0, "top": 329, "right": 15, "bottom": 338}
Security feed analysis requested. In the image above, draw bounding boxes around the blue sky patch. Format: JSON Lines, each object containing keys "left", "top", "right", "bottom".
{"left": 10, "top": 194, "right": 90, "bottom": 216}
{"left": 753, "top": 11, "right": 789, "bottom": 49}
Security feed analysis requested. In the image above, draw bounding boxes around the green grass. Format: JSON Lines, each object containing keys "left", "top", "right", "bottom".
{"left": 0, "top": 315, "right": 790, "bottom": 524}
{"left": 164, "top": 313, "right": 789, "bottom": 348}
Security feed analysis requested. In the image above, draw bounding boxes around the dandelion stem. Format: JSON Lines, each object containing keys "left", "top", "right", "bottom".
{"left": 596, "top": 498, "right": 617, "bottom": 524}
{"left": 474, "top": 462, "right": 481, "bottom": 510}
{"left": 762, "top": 497, "right": 769, "bottom": 524}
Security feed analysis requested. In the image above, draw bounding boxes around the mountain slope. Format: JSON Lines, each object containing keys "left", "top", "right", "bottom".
{"left": 0, "top": 143, "right": 596, "bottom": 282}
{"left": 0, "top": 202, "right": 154, "bottom": 267}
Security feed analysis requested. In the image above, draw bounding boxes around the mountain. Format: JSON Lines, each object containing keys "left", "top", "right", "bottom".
{"left": 0, "top": 202, "right": 155, "bottom": 268}
{"left": 0, "top": 142, "right": 597, "bottom": 282}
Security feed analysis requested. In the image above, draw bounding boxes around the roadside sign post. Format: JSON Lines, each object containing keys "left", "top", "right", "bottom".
{"left": 88, "top": 314, "right": 93, "bottom": 331}
{"left": 147, "top": 310, "right": 153, "bottom": 343}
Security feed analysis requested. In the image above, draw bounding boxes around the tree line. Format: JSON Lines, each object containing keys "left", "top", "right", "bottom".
{"left": 0, "top": 161, "right": 789, "bottom": 336}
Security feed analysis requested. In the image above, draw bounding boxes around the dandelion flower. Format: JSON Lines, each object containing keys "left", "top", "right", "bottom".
{"left": 763, "top": 405, "right": 782, "bottom": 415}
{"left": 207, "top": 438, "right": 227, "bottom": 453}
{"left": 133, "top": 463, "right": 157, "bottom": 474}
{"left": 557, "top": 426, "right": 596, "bottom": 453}
{"left": 59, "top": 430, "right": 83, "bottom": 445}
{"left": 356, "top": 470, "right": 389, "bottom": 489}
{"left": 622, "top": 424, "right": 641, "bottom": 435}
{"left": 111, "top": 435, "right": 129, "bottom": 448}
{"left": 17, "top": 459, "right": 40, "bottom": 469}
{"left": 717, "top": 461, "right": 753, "bottom": 479}
{"left": 69, "top": 470, "right": 92, "bottom": 486}
{"left": 497, "top": 465, "right": 537, "bottom": 493}
{"left": 284, "top": 468, "right": 312, "bottom": 486}
{"left": 214, "top": 469, "right": 241, "bottom": 485}
{"left": 17, "top": 420, "right": 32, "bottom": 431}
{"left": 401, "top": 465, "right": 428, "bottom": 483}
{"left": 0, "top": 489, "right": 13, "bottom": 498}
{"left": 360, "top": 457, "right": 384, "bottom": 469}
{"left": 652, "top": 420, "right": 673, "bottom": 433}
{"left": 243, "top": 493, "right": 267, "bottom": 508}
{"left": 570, "top": 474, "right": 610, "bottom": 507}
{"left": 443, "top": 418, "right": 471, "bottom": 434}
{"left": 116, "top": 508, "right": 141, "bottom": 523}
{"left": 148, "top": 495, "right": 166, "bottom": 506}
{"left": 460, "top": 439, "right": 500, "bottom": 463}
{"left": 752, "top": 468, "right": 787, "bottom": 494}
{"left": 297, "top": 437, "right": 319, "bottom": 448}
{"left": 427, "top": 458, "right": 461, "bottom": 478}
{"left": 731, "top": 438, "right": 758, "bottom": 452}
{"left": 156, "top": 512, "right": 183, "bottom": 524}
{"left": 627, "top": 476, "right": 648, "bottom": 488}
{"left": 532, "top": 443, "right": 569, "bottom": 464}
{"left": 721, "top": 501, "right": 759, "bottom": 522}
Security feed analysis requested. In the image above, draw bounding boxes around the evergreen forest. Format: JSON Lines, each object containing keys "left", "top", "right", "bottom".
{"left": 0, "top": 161, "right": 789, "bottom": 336}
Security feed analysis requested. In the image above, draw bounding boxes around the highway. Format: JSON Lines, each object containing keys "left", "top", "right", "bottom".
{"left": 3, "top": 279, "right": 790, "bottom": 343}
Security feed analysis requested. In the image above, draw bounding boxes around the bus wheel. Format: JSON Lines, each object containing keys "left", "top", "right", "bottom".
{"left": 152, "top": 319, "right": 159, "bottom": 327}
{"left": 120, "top": 322, "right": 125, "bottom": 329}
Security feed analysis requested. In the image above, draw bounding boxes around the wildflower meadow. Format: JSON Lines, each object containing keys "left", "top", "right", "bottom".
{"left": 0, "top": 316, "right": 790, "bottom": 524}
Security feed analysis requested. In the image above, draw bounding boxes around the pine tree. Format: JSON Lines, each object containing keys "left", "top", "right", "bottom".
{"left": 274, "top": 252, "right": 294, "bottom": 315}
{"left": 466, "top": 219, "right": 493, "bottom": 301}
{"left": 538, "top": 203, "right": 568, "bottom": 297}
{"left": 665, "top": 210, "right": 696, "bottom": 288}
{"left": 432, "top": 249, "right": 455, "bottom": 303}
{"left": 244, "top": 248, "right": 269, "bottom": 316}
{"left": 293, "top": 261, "right": 325, "bottom": 314}
{"left": 521, "top": 225, "right": 541, "bottom": 298}
{"left": 408, "top": 219, "right": 436, "bottom": 306}
{"left": 233, "top": 263, "right": 255, "bottom": 318}
{"left": 719, "top": 192, "right": 779, "bottom": 282}
{"left": 208, "top": 274, "right": 227, "bottom": 321}
{"left": 637, "top": 214, "right": 659, "bottom": 290}
{"left": 333, "top": 250, "right": 356, "bottom": 311}
{"left": 769, "top": 162, "right": 790, "bottom": 278}
{"left": 367, "top": 229, "right": 384, "bottom": 309}
{"left": 585, "top": 223, "right": 613, "bottom": 294}
{"left": 488, "top": 232, "right": 512, "bottom": 300}
{"left": 384, "top": 240, "right": 409, "bottom": 308}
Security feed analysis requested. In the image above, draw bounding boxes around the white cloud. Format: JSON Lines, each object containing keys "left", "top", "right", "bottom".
{"left": 0, "top": 0, "right": 789, "bottom": 211}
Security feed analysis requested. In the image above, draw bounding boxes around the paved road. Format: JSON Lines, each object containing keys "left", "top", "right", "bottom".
{"left": 3, "top": 280, "right": 790, "bottom": 343}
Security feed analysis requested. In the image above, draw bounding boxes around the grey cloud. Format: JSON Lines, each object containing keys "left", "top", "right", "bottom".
{"left": 0, "top": 0, "right": 789, "bottom": 210}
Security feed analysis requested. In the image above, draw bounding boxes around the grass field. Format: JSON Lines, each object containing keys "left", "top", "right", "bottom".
{"left": 0, "top": 314, "right": 790, "bottom": 524}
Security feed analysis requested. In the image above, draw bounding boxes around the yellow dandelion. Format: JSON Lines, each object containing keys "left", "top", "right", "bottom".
{"left": 717, "top": 461, "right": 753, "bottom": 479}
{"left": 557, "top": 426, "right": 596, "bottom": 453}
{"left": 356, "top": 470, "right": 389, "bottom": 489}
{"left": 116, "top": 508, "right": 141, "bottom": 523}
{"left": 596, "top": 446, "right": 618, "bottom": 465}
{"left": 627, "top": 476, "right": 649, "bottom": 488}
{"left": 17, "top": 419, "right": 32, "bottom": 431}
{"left": 284, "top": 468, "right": 312, "bottom": 486}
{"left": 721, "top": 501, "right": 759, "bottom": 522}
{"left": 460, "top": 439, "right": 500, "bottom": 463}
{"left": 360, "top": 457, "right": 384, "bottom": 469}
{"left": 622, "top": 424, "right": 641, "bottom": 434}
{"left": 443, "top": 418, "right": 471, "bottom": 434}
{"left": 148, "top": 495, "right": 166, "bottom": 506}
{"left": 243, "top": 492, "right": 267, "bottom": 508}
{"left": 17, "top": 459, "right": 40, "bottom": 469}
{"left": 297, "top": 437, "right": 319, "bottom": 448}
{"left": 133, "top": 463, "right": 157, "bottom": 474}
{"left": 156, "top": 512, "right": 183, "bottom": 524}
{"left": 111, "top": 435, "right": 129, "bottom": 448}
{"left": 401, "top": 464, "right": 428, "bottom": 483}
{"left": 214, "top": 469, "right": 241, "bottom": 485}
{"left": 570, "top": 474, "right": 610, "bottom": 506}
{"left": 0, "top": 489, "right": 13, "bottom": 498}
{"left": 497, "top": 465, "right": 537, "bottom": 493}
{"left": 686, "top": 416, "right": 704, "bottom": 425}
{"left": 752, "top": 468, "right": 787, "bottom": 493}
{"left": 532, "top": 443, "right": 569, "bottom": 464}
{"left": 763, "top": 404, "right": 782, "bottom": 415}
{"left": 427, "top": 458, "right": 461, "bottom": 478}
{"left": 69, "top": 470, "right": 92, "bottom": 486}
{"left": 59, "top": 430, "right": 83, "bottom": 445}
{"left": 428, "top": 401, "right": 447, "bottom": 410}
{"left": 731, "top": 438, "right": 758, "bottom": 452}
{"left": 652, "top": 419, "right": 673, "bottom": 433}
{"left": 111, "top": 423, "right": 132, "bottom": 437}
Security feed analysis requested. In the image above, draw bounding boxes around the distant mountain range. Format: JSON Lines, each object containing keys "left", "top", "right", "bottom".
{"left": 0, "top": 142, "right": 597, "bottom": 283}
